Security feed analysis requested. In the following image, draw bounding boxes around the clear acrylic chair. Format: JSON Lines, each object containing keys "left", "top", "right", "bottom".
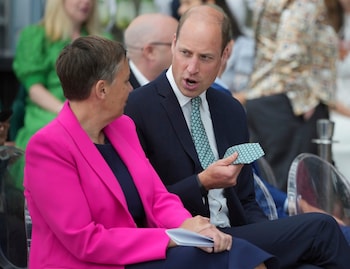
{"left": 287, "top": 153, "right": 350, "bottom": 225}
{"left": 255, "top": 157, "right": 278, "bottom": 188}
{"left": 253, "top": 172, "right": 278, "bottom": 220}
{"left": 0, "top": 145, "right": 27, "bottom": 269}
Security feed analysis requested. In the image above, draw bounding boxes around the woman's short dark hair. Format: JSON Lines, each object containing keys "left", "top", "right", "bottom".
{"left": 56, "top": 36, "right": 126, "bottom": 101}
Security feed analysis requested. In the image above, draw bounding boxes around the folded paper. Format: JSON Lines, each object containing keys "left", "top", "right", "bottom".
{"left": 166, "top": 228, "right": 214, "bottom": 247}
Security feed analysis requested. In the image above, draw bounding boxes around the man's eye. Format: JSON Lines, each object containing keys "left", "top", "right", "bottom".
{"left": 181, "top": 50, "right": 190, "bottom": 56}
{"left": 200, "top": 55, "right": 212, "bottom": 61}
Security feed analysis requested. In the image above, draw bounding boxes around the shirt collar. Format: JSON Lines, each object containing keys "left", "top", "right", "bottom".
{"left": 129, "top": 60, "right": 149, "bottom": 86}
{"left": 166, "top": 66, "right": 207, "bottom": 108}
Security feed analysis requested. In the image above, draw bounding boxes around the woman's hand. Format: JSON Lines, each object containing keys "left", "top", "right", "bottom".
{"left": 177, "top": 216, "right": 232, "bottom": 253}
{"left": 198, "top": 225, "right": 232, "bottom": 253}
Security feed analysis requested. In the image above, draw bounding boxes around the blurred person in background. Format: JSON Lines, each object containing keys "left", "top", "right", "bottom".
{"left": 11, "top": 0, "right": 112, "bottom": 190}
{"left": 330, "top": 0, "right": 350, "bottom": 180}
{"left": 225, "top": 0, "right": 255, "bottom": 38}
{"left": 0, "top": 111, "right": 10, "bottom": 146}
{"left": 154, "top": 0, "right": 173, "bottom": 15}
{"left": 124, "top": 13, "right": 178, "bottom": 89}
{"left": 237, "top": 0, "right": 350, "bottom": 191}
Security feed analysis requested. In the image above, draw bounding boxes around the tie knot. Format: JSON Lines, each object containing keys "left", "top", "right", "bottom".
{"left": 191, "top": 96, "right": 202, "bottom": 110}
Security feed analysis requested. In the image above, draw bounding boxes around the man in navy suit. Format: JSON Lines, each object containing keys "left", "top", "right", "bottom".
{"left": 124, "top": 13, "right": 178, "bottom": 89}
{"left": 125, "top": 4, "right": 350, "bottom": 268}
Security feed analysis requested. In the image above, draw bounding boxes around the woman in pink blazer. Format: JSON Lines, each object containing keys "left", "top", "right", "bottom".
{"left": 23, "top": 36, "right": 277, "bottom": 269}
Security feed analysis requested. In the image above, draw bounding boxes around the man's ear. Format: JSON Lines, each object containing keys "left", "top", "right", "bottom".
{"left": 142, "top": 44, "right": 156, "bottom": 61}
{"left": 171, "top": 33, "right": 177, "bottom": 54}
{"left": 223, "top": 39, "right": 234, "bottom": 62}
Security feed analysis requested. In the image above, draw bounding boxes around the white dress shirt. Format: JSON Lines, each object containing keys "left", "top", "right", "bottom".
{"left": 129, "top": 60, "right": 149, "bottom": 87}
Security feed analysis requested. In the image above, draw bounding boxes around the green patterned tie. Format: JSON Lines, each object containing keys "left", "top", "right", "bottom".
{"left": 190, "top": 97, "right": 216, "bottom": 169}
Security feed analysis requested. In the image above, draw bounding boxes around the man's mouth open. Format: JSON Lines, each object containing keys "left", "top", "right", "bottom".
{"left": 183, "top": 78, "right": 199, "bottom": 90}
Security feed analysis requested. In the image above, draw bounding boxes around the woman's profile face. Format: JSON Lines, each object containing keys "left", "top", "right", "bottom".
{"left": 64, "top": 0, "right": 93, "bottom": 25}
{"left": 105, "top": 59, "right": 132, "bottom": 119}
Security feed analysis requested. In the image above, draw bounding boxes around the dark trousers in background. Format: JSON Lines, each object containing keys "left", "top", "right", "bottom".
{"left": 246, "top": 94, "right": 329, "bottom": 191}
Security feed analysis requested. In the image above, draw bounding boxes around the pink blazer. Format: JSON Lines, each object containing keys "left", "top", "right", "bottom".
{"left": 24, "top": 102, "right": 191, "bottom": 269}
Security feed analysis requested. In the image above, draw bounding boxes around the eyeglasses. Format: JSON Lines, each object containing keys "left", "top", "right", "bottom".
{"left": 126, "top": 42, "right": 172, "bottom": 51}
{"left": 149, "top": 42, "right": 172, "bottom": 47}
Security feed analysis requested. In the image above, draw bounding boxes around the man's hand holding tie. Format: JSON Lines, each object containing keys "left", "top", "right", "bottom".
{"left": 198, "top": 152, "right": 243, "bottom": 190}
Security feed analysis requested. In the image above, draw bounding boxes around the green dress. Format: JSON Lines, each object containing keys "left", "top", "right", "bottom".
{"left": 11, "top": 24, "right": 112, "bottom": 189}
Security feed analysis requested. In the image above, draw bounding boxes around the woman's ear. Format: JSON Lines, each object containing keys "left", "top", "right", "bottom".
{"left": 95, "top": 80, "right": 107, "bottom": 99}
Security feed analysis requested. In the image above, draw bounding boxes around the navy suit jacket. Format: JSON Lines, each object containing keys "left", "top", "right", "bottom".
{"left": 125, "top": 71, "right": 267, "bottom": 226}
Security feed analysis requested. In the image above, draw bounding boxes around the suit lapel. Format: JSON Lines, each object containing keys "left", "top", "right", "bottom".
{"left": 206, "top": 89, "right": 230, "bottom": 158}
{"left": 156, "top": 75, "right": 200, "bottom": 166}
{"left": 154, "top": 82, "right": 232, "bottom": 164}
